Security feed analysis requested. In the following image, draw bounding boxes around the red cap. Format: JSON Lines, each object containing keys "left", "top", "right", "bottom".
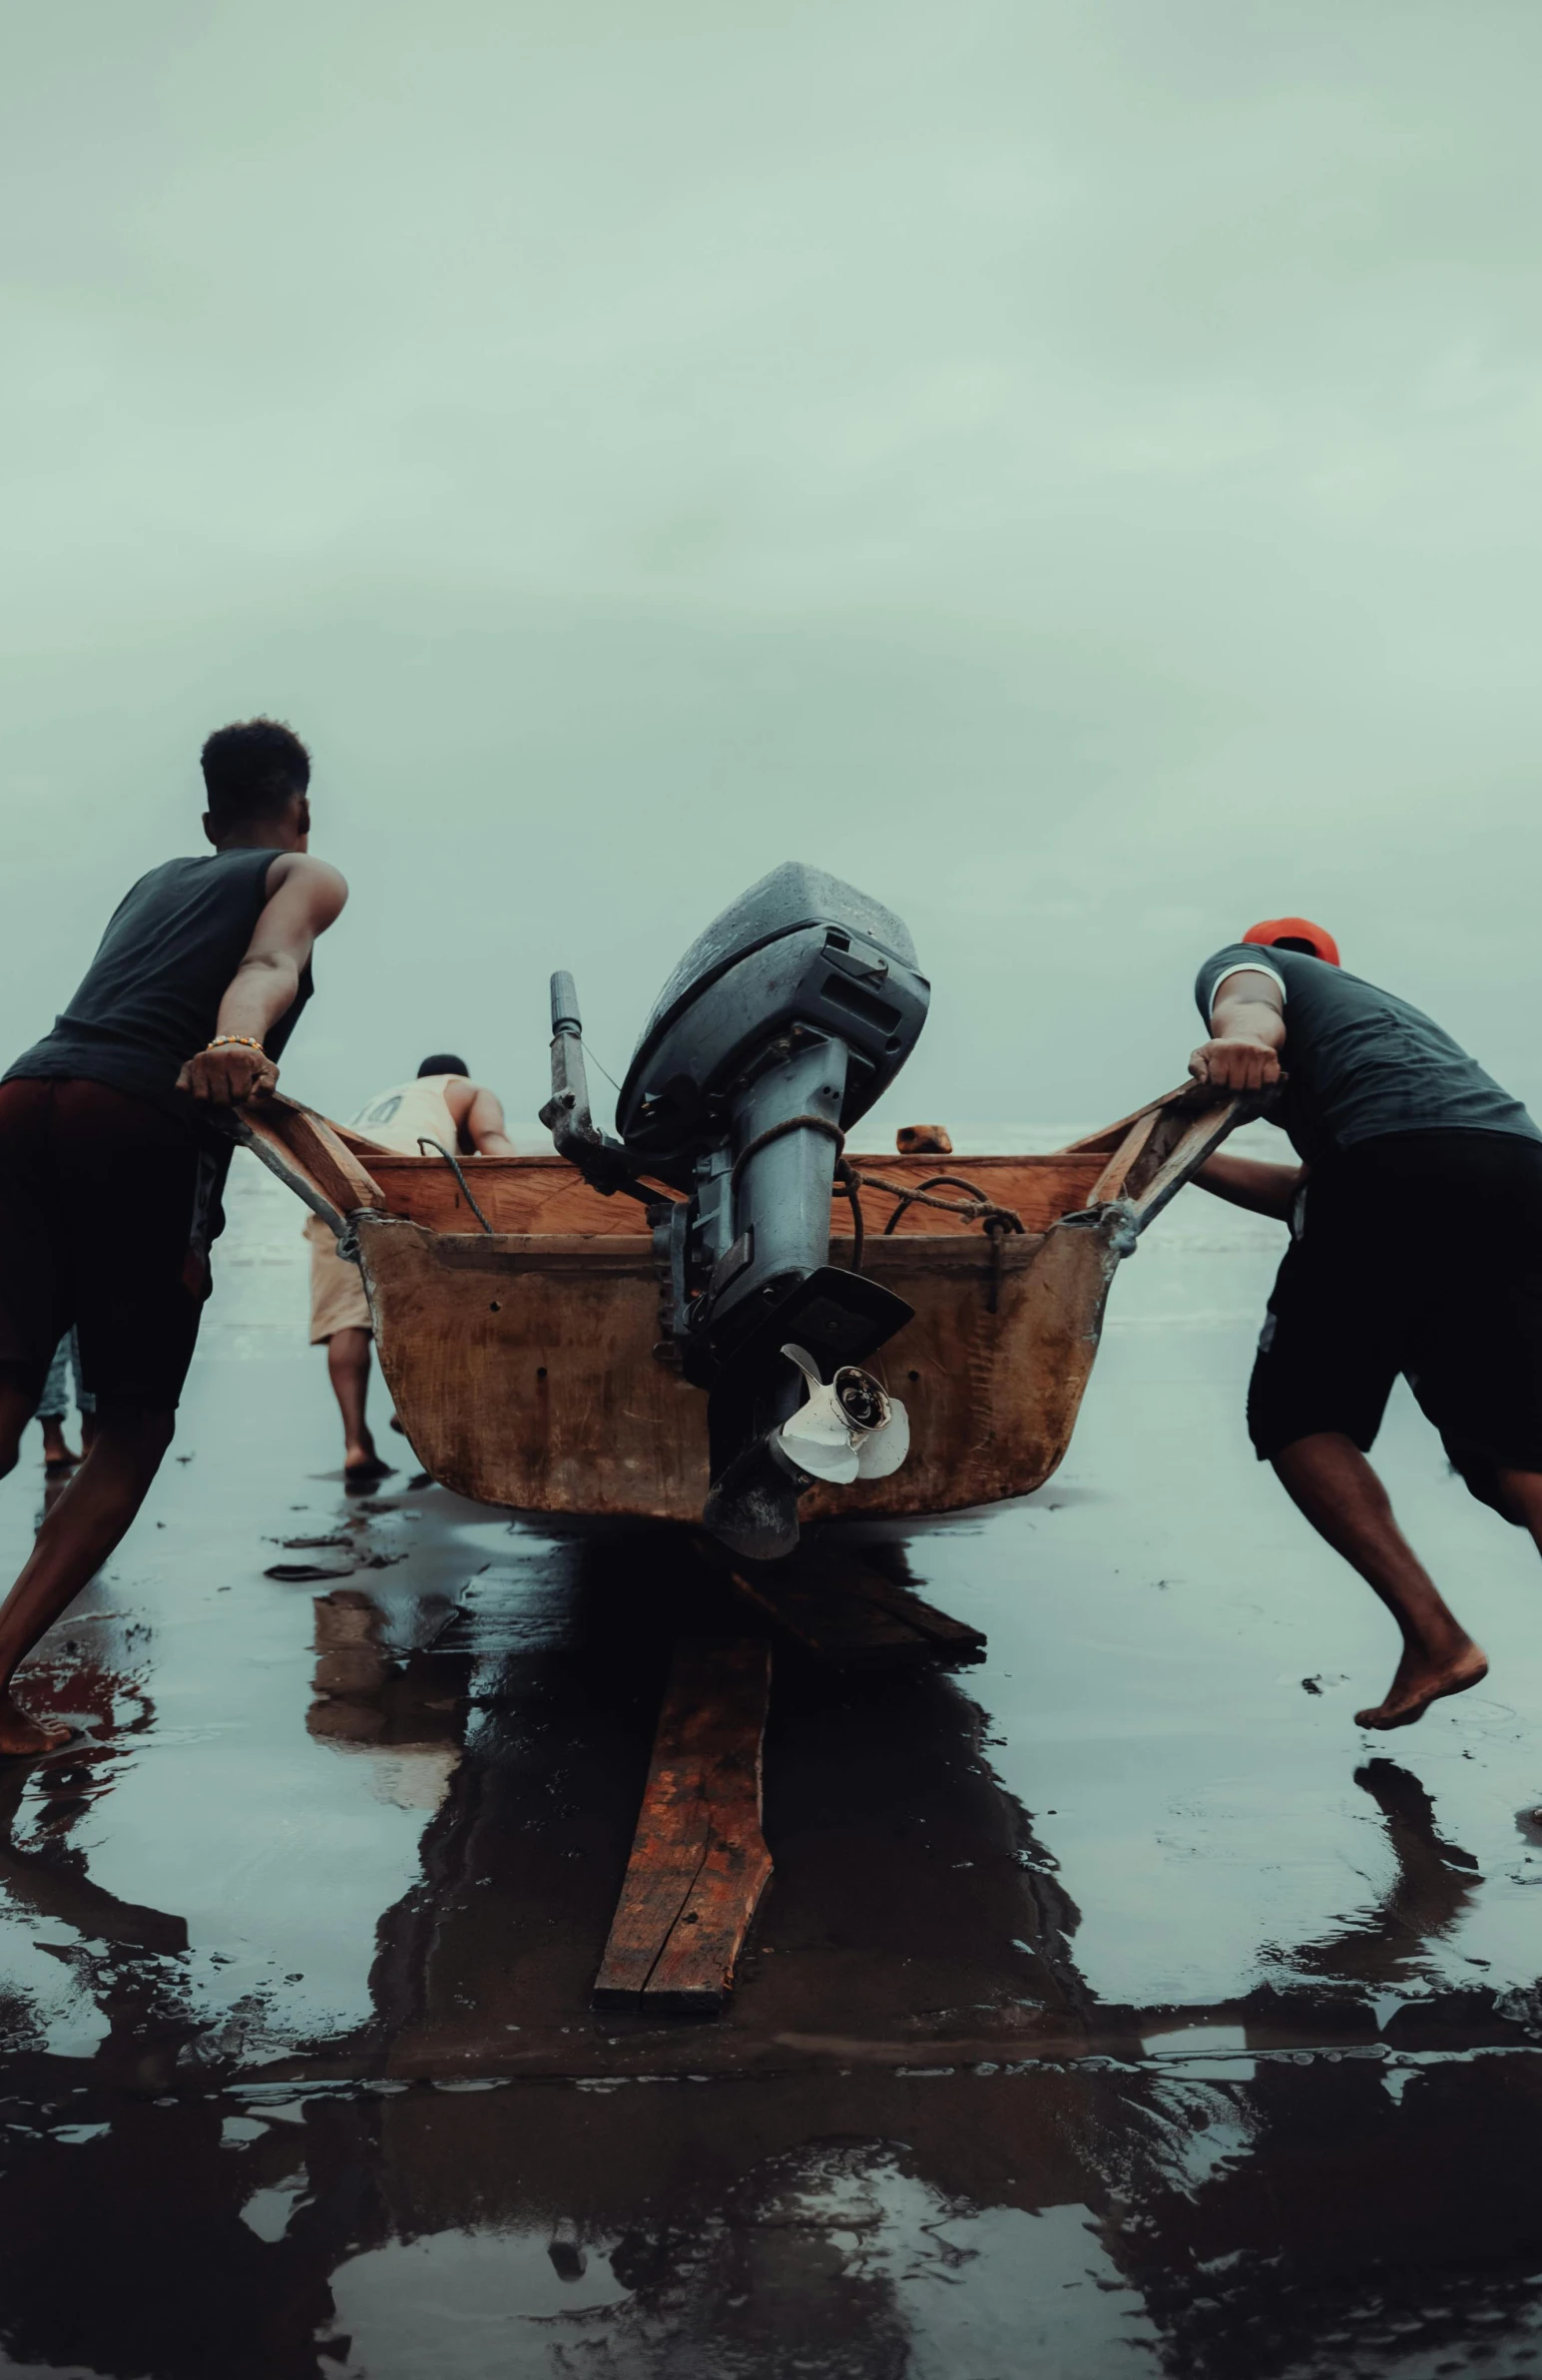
{"left": 1242, "top": 916, "right": 1340, "bottom": 968}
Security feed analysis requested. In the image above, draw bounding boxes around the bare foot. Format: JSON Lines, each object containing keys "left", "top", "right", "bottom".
{"left": 1355, "top": 1638, "right": 1489, "bottom": 1731}
{"left": 344, "top": 1452, "right": 394, "bottom": 1489}
{"left": 0, "top": 1696, "right": 74, "bottom": 1757}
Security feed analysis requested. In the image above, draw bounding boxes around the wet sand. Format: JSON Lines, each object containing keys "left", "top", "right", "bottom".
{"left": 1, "top": 1154, "right": 1542, "bottom": 2376}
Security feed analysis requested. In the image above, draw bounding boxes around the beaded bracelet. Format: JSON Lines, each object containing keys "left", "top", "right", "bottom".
{"left": 205, "top": 1034, "right": 266, "bottom": 1054}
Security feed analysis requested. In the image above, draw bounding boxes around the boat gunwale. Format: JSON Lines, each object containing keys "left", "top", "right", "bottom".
{"left": 356, "top": 1215, "right": 1060, "bottom": 1277}
{"left": 357, "top": 1147, "right": 1108, "bottom": 1176}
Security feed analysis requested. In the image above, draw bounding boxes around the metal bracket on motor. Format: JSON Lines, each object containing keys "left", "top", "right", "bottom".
{"left": 537, "top": 970, "right": 655, "bottom": 1204}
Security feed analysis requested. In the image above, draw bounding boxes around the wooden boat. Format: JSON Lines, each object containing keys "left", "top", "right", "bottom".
{"left": 234, "top": 1084, "right": 1245, "bottom": 1525}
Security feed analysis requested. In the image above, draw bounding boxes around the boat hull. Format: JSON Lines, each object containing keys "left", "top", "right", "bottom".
{"left": 355, "top": 1209, "right": 1130, "bottom": 1521}
{"left": 228, "top": 1087, "right": 1248, "bottom": 1526}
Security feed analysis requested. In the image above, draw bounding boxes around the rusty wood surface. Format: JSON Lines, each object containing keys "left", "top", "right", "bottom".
{"left": 241, "top": 1085, "right": 1233, "bottom": 1524}
{"left": 341, "top": 1081, "right": 1217, "bottom": 1523}
{"left": 356, "top": 1207, "right": 1125, "bottom": 1520}
{"left": 593, "top": 1639, "right": 772, "bottom": 2016}
{"left": 359, "top": 1148, "right": 1110, "bottom": 1239}
{"left": 258, "top": 1091, "right": 1222, "bottom": 1240}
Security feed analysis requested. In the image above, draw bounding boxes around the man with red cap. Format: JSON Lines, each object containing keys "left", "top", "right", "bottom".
{"left": 1191, "top": 917, "right": 1542, "bottom": 1730}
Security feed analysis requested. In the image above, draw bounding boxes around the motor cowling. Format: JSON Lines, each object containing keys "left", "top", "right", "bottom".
{"left": 548, "top": 863, "right": 929, "bottom": 1558}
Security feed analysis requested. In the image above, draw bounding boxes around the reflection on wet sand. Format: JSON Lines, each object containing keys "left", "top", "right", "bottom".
{"left": 2, "top": 2047, "right": 1541, "bottom": 2377}
{"left": 1289, "top": 1757, "right": 1483, "bottom": 1991}
{"left": 328, "top": 1528, "right": 1088, "bottom": 2079}
{"left": 0, "top": 1486, "right": 1539, "bottom": 2377}
{"left": 307, "top": 1588, "right": 462, "bottom": 1813}
{"left": 0, "top": 1755, "right": 186, "bottom": 1961}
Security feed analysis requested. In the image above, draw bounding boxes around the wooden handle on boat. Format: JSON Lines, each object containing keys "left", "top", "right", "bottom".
{"left": 1123, "top": 1095, "right": 1254, "bottom": 1232}
{"left": 217, "top": 1093, "right": 387, "bottom": 1233}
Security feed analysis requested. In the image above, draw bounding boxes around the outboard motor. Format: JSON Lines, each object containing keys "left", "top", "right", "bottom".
{"left": 540, "top": 864, "right": 929, "bottom": 1558}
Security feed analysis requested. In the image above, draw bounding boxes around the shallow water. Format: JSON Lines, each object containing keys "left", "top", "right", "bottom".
{"left": 1, "top": 1150, "right": 1540, "bottom": 2377}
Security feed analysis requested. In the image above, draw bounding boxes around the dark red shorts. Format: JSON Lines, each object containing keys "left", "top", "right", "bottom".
{"left": 0, "top": 1077, "right": 220, "bottom": 1414}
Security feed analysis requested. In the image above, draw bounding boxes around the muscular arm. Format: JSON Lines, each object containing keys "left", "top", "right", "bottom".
{"left": 177, "top": 856, "right": 348, "bottom": 1104}
{"left": 444, "top": 1077, "right": 517, "bottom": 1158}
{"left": 1187, "top": 967, "right": 1296, "bottom": 1214}
{"left": 1195, "top": 1151, "right": 1304, "bottom": 1221}
{"left": 1189, "top": 968, "right": 1286, "bottom": 1093}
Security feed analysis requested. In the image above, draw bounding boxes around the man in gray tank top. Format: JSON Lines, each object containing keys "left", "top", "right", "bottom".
{"left": 1191, "top": 914, "right": 1542, "bottom": 1735}
{"left": 0, "top": 720, "right": 347, "bottom": 1755}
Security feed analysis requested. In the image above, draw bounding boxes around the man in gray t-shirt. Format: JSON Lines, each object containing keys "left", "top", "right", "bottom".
{"left": 1190, "top": 914, "right": 1542, "bottom": 1734}
{"left": 1194, "top": 929, "right": 1539, "bottom": 1170}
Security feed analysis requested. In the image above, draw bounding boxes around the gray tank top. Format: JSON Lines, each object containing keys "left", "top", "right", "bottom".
{"left": 5, "top": 849, "right": 313, "bottom": 1128}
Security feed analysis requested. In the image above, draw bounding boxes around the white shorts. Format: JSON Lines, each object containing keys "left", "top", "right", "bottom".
{"left": 304, "top": 1214, "right": 371, "bottom": 1343}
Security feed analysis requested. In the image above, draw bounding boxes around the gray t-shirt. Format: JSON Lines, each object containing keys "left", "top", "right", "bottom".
{"left": 1195, "top": 944, "right": 1540, "bottom": 1167}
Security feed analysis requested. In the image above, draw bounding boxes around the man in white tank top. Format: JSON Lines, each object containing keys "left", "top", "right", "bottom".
{"left": 305, "top": 1052, "right": 515, "bottom": 1485}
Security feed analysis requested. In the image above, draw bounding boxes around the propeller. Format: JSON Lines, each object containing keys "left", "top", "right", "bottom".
{"left": 774, "top": 1344, "right": 911, "bottom": 1486}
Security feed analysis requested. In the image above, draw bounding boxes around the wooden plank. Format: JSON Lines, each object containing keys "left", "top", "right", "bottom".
{"left": 1125, "top": 1095, "right": 1251, "bottom": 1232}
{"left": 273, "top": 1105, "right": 386, "bottom": 1214}
{"left": 715, "top": 1540, "right": 986, "bottom": 1661}
{"left": 593, "top": 1755, "right": 712, "bottom": 2005}
{"left": 1088, "top": 1107, "right": 1163, "bottom": 1206}
{"left": 232, "top": 1095, "right": 385, "bottom": 1226}
{"left": 593, "top": 1639, "right": 772, "bottom": 2016}
{"left": 644, "top": 1651, "right": 775, "bottom": 2013}
{"left": 831, "top": 1563, "right": 986, "bottom": 1654}
{"left": 725, "top": 1564, "right": 924, "bottom": 1657}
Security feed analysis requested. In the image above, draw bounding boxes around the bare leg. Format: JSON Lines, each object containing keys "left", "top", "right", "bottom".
{"left": 0, "top": 1399, "right": 175, "bottom": 1754}
{"left": 325, "top": 1328, "right": 387, "bottom": 1479}
{"left": 1273, "top": 1432, "right": 1488, "bottom": 1729}
{"left": 38, "top": 1416, "right": 78, "bottom": 1472}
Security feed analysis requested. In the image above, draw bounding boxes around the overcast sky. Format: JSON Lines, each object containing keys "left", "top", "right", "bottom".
{"left": 4, "top": 1, "right": 1541, "bottom": 1143}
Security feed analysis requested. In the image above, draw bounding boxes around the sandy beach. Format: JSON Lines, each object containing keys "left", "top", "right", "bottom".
{"left": 0, "top": 1148, "right": 1536, "bottom": 2375}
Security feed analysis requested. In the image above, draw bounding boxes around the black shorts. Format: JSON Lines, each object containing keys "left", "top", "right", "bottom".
{"left": 0, "top": 1077, "right": 221, "bottom": 1415}
{"left": 1248, "top": 1129, "right": 1542, "bottom": 1511}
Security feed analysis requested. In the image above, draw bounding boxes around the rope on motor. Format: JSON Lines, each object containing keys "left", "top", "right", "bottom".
{"left": 726, "top": 1114, "right": 865, "bottom": 1274}
{"left": 416, "top": 1137, "right": 496, "bottom": 1234}
{"left": 833, "top": 1157, "right": 865, "bottom": 1274}
{"left": 728, "top": 1112, "right": 845, "bottom": 1191}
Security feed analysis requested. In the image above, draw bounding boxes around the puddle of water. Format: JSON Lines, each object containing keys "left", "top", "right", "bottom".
{"left": 0, "top": 2062, "right": 1538, "bottom": 2378}
{"left": 0, "top": 1156, "right": 1537, "bottom": 2373}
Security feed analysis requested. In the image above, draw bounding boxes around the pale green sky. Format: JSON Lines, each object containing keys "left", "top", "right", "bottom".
{"left": 3, "top": 1, "right": 1541, "bottom": 1137}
